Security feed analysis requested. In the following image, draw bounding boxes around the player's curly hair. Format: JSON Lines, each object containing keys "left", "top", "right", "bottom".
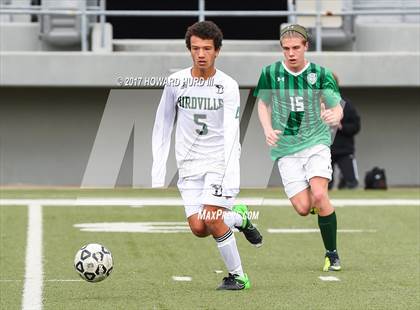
{"left": 185, "top": 21, "right": 223, "bottom": 51}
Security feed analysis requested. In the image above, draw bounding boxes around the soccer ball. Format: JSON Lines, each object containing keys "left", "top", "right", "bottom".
{"left": 74, "top": 243, "right": 113, "bottom": 283}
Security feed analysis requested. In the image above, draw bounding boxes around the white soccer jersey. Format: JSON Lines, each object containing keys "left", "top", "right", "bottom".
{"left": 152, "top": 67, "right": 241, "bottom": 196}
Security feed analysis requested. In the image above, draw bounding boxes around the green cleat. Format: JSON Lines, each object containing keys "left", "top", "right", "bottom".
{"left": 217, "top": 273, "right": 250, "bottom": 290}
{"left": 232, "top": 204, "right": 263, "bottom": 247}
{"left": 310, "top": 207, "right": 319, "bottom": 215}
{"left": 323, "top": 250, "right": 342, "bottom": 272}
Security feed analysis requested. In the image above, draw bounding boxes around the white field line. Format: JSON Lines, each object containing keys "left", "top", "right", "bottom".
{"left": 22, "top": 203, "right": 43, "bottom": 310}
{"left": 172, "top": 276, "right": 192, "bottom": 282}
{"left": 0, "top": 198, "right": 419, "bottom": 207}
{"left": 45, "top": 279, "right": 83, "bottom": 282}
{"left": 73, "top": 222, "right": 374, "bottom": 234}
{"left": 3, "top": 279, "right": 85, "bottom": 282}
{"left": 74, "top": 222, "right": 190, "bottom": 233}
{"left": 268, "top": 228, "right": 377, "bottom": 234}
{"left": 319, "top": 276, "right": 340, "bottom": 282}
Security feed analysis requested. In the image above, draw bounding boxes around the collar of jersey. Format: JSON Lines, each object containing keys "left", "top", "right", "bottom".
{"left": 281, "top": 61, "right": 310, "bottom": 77}
{"left": 188, "top": 67, "right": 219, "bottom": 80}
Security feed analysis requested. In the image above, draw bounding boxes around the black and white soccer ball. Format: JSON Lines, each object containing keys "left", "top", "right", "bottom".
{"left": 74, "top": 243, "right": 113, "bottom": 283}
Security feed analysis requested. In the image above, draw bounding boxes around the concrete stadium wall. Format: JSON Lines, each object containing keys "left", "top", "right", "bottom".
{"left": 1, "top": 52, "right": 419, "bottom": 88}
{"left": 355, "top": 23, "right": 420, "bottom": 52}
{"left": 1, "top": 87, "right": 419, "bottom": 187}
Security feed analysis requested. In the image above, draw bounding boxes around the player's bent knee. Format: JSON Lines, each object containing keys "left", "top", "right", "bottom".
{"left": 298, "top": 209, "right": 310, "bottom": 216}
{"left": 188, "top": 214, "right": 210, "bottom": 237}
{"left": 291, "top": 199, "right": 311, "bottom": 216}
{"left": 189, "top": 223, "right": 209, "bottom": 237}
{"left": 295, "top": 207, "right": 310, "bottom": 216}
{"left": 203, "top": 217, "right": 223, "bottom": 228}
{"left": 190, "top": 228, "right": 208, "bottom": 238}
{"left": 202, "top": 207, "right": 224, "bottom": 228}
{"left": 311, "top": 190, "right": 328, "bottom": 205}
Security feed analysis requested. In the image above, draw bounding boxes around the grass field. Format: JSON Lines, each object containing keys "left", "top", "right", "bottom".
{"left": 0, "top": 188, "right": 419, "bottom": 309}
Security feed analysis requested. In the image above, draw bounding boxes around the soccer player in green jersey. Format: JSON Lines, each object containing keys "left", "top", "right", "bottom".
{"left": 254, "top": 24, "right": 343, "bottom": 271}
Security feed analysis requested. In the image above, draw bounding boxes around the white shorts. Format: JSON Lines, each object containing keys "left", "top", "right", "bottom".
{"left": 177, "top": 172, "right": 236, "bottom": 218}
{"left": 278, "top": 144, "right": 332, "bottom": 198}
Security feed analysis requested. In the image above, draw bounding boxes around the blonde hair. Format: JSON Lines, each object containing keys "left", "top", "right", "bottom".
{"left": 280, "top": 31, "right": 307, "bottom": 46}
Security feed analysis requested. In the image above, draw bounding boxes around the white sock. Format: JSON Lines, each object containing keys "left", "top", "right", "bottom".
{"left": 215, "top": 229, "right": 244, "bottom": 276}
{"left": 223, "top": 211, "right": 243, "bottom": 229}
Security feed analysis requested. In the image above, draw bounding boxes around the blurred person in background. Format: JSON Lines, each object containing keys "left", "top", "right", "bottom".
{"left": 329, "top": 73, "right": 361, "bottom": 190}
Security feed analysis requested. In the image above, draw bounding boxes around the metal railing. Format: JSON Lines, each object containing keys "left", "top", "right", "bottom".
{"left": 0, "top": 0, "right": 419, "bottom": 52}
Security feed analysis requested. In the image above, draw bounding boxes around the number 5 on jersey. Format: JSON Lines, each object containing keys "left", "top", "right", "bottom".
{"left": 194, "top": 114, "right": 208, "bottom": 135}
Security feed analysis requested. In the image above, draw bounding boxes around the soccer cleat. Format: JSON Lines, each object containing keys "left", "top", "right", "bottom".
{"left": 323, "top": 250, "right": 341, "bottom": 272}
{"left": 217, "top": 273, "right": 250, "bottom": 290}
{"left": 232, "top": 204, "right": 263, "bottom": 247}
{"left": 310, "top": 207, "right": 319, "bottom": 215}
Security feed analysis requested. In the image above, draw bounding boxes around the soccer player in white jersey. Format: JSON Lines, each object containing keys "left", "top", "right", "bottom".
{"left": 152, "top": 21, "right": 262, "bottom": 290}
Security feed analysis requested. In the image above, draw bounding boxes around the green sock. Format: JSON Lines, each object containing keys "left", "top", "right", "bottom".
{"left": 318, "top": 211, "right": 337, "bottom": 252}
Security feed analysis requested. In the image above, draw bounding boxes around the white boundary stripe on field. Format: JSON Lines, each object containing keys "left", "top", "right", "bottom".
{"left": 0, "top": 198, "right": 419, "bottom": 207}
{"left": 74, "top": 222, "right": 191, "bottom": 233}
{"left": 22, "top": 203, "right": 43, "bottom": 310}
{"left": 45, "top": 279, "right": 83, "bottom": 282}
{"left": 172, "top": 276, "right": 192, "bottom": 282}
{"left": 72, "top": 222, "right": 374, "bottom": 234}
{"left": 319, "top": 276, "right": 340, "bottom": 282}
{"left": 0, "top": 279, "right": 82, "bottom": 282}
{"left": 267, "top": 228, "right": 377, "bottom": 234}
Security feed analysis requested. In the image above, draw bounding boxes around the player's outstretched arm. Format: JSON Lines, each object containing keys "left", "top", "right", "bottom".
{"left": 257, "top": 99, "right": 281, "bottom": 146}
{"left": 151, "top": 85, "right": 176, "bottom": 187}
{"left": 222, "top": 82, "right": 241, "bottom": 197}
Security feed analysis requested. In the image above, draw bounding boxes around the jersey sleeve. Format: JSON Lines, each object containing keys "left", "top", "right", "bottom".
{"left": 322, "top": 69, "right": 342, "bottom": 108}
{"left": 253, "top": 67, "right": 272, "bottom": 104}
{"left": 151, "top": 85, "right": 176, "bottom": 187}
{"left": 222, "top": 80, "right": 241, "bottom": 197}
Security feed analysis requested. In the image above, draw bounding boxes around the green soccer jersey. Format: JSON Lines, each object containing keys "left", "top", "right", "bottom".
{"left": 254, "top": 61, "right": 341, "bottom": 160}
